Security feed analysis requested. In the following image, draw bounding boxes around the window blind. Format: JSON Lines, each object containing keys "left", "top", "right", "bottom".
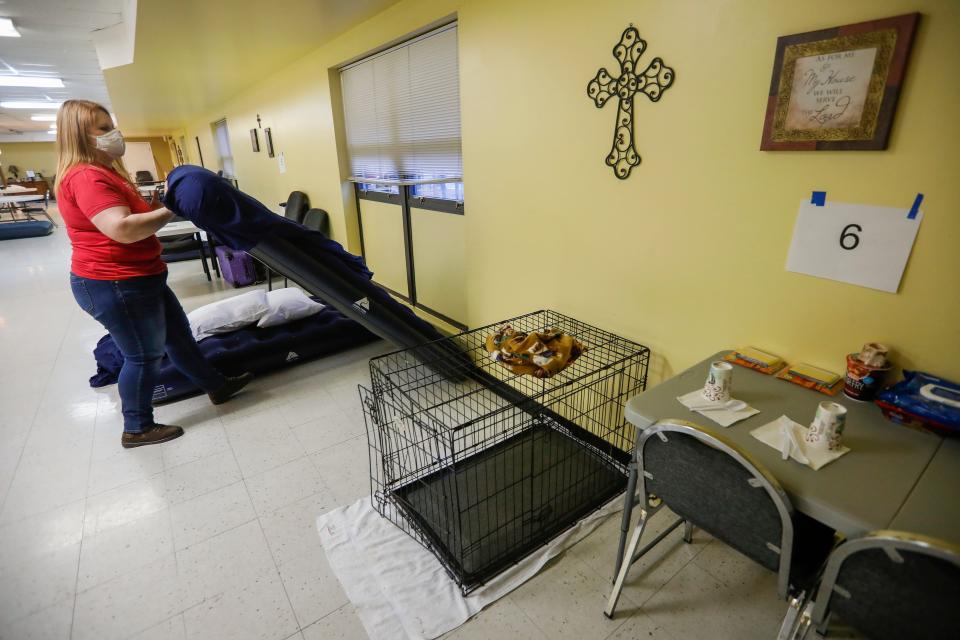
{"left": 212, "top": 119, "right": 235, "bottom": 178}
{"left": 340, "top": 24, "right": 462, "bottom": 184}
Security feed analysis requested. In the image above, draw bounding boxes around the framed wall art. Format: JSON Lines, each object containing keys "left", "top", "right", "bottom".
{"left": 760, "top": 13, "right": 919, "bottom": 151}
{"left": 264, "top": 127, "right": 275, "bottom": 158}
{"left": 250, "top": 128, "right": 260, "bottom": 152}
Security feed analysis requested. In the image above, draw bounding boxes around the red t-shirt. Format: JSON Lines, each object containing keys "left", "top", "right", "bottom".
{"left": 58, "top": 164, "right": 166, "bottom": 280}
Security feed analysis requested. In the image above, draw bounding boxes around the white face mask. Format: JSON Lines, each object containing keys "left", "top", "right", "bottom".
{"left": 95, "top": 128, "right": 126, "bottom": 158}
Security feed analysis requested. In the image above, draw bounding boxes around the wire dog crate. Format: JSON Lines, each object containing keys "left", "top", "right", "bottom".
{"left": 360, "top": 309, "right": 649, "bottom": 594}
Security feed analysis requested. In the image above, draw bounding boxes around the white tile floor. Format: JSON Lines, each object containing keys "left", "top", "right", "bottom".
{"left": 1, "top": 208, "right": 790, "bottom": 640}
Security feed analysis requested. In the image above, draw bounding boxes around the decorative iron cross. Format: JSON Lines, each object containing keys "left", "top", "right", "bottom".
{"left": 587, "top": 26, "right": 675, "bottom": 179}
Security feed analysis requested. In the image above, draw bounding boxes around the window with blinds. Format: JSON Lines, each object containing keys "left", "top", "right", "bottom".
{"left": 212, "top": 119, "right": 235, "bottom": 178}
{"left": 340, "top": 23, "right": 463, "bottom": 200}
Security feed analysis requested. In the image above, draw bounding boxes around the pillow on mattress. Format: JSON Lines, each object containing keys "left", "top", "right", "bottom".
{"left": 188, "top": 289, "right": 269, "bottom": 341}
{"left": 258, "top": 287, "right": 325, "bottom": 328}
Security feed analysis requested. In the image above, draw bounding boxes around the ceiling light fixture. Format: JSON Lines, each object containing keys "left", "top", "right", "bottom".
{"left": 0, "top": 76, "right": 65, "bottom": 88}
{"left": 31, "top": 114, "right": 56, "bottom": 121}
{"left": 0, "top": 17, "right": 20, "bottom": 38}
{"left": 0, "top": 101, "right": 63, "bottom": 109}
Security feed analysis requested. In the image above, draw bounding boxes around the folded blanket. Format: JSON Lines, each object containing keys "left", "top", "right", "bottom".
{"left": 484, "top": 325, "right": 585, "bottom": 378}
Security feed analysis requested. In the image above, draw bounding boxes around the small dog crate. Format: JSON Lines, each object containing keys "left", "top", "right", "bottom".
{"left": 361, "top": 309, "right": 649, "bottom": 594}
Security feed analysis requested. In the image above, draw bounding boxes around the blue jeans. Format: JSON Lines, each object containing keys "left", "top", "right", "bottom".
{"left": 70, "top": 272, "right": 226, "bottom": 433}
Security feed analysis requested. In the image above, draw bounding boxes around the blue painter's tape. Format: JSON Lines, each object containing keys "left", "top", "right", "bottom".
{"left": 907, "top": 193, "right": 923, "bottom": 219}
{"left": 811, "top": 191, "right": 826, "bottom": 206}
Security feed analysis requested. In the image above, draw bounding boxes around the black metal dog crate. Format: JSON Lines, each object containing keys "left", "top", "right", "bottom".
{"left": 360, "top": 309, "right": 649, "bottom": 594}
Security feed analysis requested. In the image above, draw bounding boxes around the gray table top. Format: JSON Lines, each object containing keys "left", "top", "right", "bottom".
{"left": 625, "top": 351, "right": 943, "bottom": 537}
{"left": 889, "top": 438, "right": 960, "bottom": 543}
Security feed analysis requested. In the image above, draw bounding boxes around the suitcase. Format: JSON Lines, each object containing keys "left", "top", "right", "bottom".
{"left": 215, "top": 245, "right": 257, "bottom": 288}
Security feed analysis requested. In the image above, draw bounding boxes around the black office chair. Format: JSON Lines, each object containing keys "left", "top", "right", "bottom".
{"left": 787, "top": 531, "right": 960, "bottom": 639}
{"left": 280, "top": 190, "right": 309, "bottom": 223}
{"left": 159, "top": 215, "right": 219, "bottom": 282}
{"left": 302, "top": 208, "right": 330, "bottom": 236}
{"left": 606, "top": 417, "right": 836, "bottom": 621}
{"left": 135, "top": 170, "right": 155, "bottom": 185}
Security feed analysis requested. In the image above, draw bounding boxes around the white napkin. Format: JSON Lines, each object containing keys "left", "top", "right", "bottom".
{"left": 676, "top": 389, "right": 759, "bottom": 427}
{"left": 751, "top": 415, "right": 850, "bottom": 471}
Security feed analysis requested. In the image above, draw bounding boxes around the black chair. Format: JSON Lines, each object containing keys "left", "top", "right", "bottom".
{"left": 135, "top": 170, "right": 155, "bottom": 184}
{"left": 302, "top": 208, "right": 330, "bottom": 236}
{"left": 261, "top": 191, "right": 311, "bottom": 289}
{"left": 159, "top": 215, "right": 219, "bottom": 282}
{"left": 606, "top": 417, "right": 836, "bottom": 621}
{"left": 280, "top": 191, "right": 309, "bottom": 223}
{"left": 787, "top": 531, "right": 960, "bottom": 639}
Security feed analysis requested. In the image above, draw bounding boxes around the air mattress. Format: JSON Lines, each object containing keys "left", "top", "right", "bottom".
{"left": 90, "top": 306, "right": 378, "bottom": 404}
{"left": 0, "top": 219, "right": 53, "bottom": 240}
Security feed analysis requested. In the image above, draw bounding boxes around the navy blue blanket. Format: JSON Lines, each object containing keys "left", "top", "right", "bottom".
{"left": 163, "top": 165, "right": 370, "bottom": 278}
{"left": 90, "top": 307, "right": 377, "bottom": 403}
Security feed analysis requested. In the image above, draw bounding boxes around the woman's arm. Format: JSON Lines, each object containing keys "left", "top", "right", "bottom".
{"left": 90, "top": 206, "right": 175, "bottom": 244}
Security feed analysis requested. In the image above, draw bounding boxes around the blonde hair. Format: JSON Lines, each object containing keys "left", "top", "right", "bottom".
{"left": 54, "top": 99, "right": 131, "bottom": 192}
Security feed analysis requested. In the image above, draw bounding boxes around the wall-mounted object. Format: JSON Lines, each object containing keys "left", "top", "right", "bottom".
{"left": 586, "top": 25, "right": 675, "bottom": 179}
{"left": 195, "top": 136, "right": 204, "bottom": 167}
{"left": 264, "top": 127, "right": 275, "bottom": 157}
{"left": 250, "top": 128, "right": 260, "bottom": 152}
{"left": 785, "top": 193, "right": 923, "bottom": 293}
{"left": 760, "top": 13, "right": 919, "bottom": 150}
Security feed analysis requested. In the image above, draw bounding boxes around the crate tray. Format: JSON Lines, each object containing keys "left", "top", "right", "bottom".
{"left": 391, "top": 420, "right": 626, "bottom": 590}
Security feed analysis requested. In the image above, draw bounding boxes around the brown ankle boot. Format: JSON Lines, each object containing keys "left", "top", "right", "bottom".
{"left": 208, "top": 372, "right": 254, "bottom": 405}
{"left": 121, "top": 424, "right": 184, "bottom": 448}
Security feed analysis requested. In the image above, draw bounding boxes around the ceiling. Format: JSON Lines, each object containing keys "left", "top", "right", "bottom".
{"left": 0, "top": 0, "right": 123, "bottom": 142}
{"left": 103, "top": 0, "right": 403, "bottom": 135}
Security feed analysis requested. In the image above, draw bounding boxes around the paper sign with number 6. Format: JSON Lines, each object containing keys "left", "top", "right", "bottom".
{"left": 786, "top": 200, "right": 923, "bottom": 293}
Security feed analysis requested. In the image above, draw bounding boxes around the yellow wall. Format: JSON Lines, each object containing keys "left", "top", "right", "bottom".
{"left": 168, "top": 0, "right": 960, "bottom": 381}
{"left": 0, "top": 142, "right": 57, "bottom": 180}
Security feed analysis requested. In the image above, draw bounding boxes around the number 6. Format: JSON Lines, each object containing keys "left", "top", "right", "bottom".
{"left": 840, "top": 223, "right": 862, "bottom": 250}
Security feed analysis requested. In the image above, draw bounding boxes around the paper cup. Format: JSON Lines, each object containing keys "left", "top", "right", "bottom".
{"left": 703, "top": 361, "right": 733, "bottom": 403}
{"left": 804, "top": 401, "right": 847, "bottom": 451}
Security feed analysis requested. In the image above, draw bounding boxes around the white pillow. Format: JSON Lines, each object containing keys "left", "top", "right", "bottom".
{"left": 257, "top": 287, "right": 325, "bottom": 328}
{"left": 187, "top": 289, "right": 269, "bottom": 341}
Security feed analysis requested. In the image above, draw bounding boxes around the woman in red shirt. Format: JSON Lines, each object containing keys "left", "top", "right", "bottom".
{"left": 56, "top": 100, "right": 251, "bottom": 448}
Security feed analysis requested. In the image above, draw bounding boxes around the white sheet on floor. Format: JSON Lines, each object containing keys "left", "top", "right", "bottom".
{"left": 317, "top": 495, "right": 622, "bottom": 640}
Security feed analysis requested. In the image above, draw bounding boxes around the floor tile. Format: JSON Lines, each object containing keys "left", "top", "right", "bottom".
{"left": 641, "top": 561, "right": 786, "bottom": 640}
{"left": 164, "top": 449, "right": 242, "bottom": 505}
{"left": 176, "top": 519, "right": 277, "bottom": 602}
{"left": 83, "top": 474, "right": 168, "bottom": 536}
{"left": 309, "top": 436, "right": 370, "bottom": 505}
{"left": 245, "top": 456, "right": 328, "bottom": 516}
{"left": 77, "top": 508, "right": 174, "bottom": 591}
{"left": 128, "top": 615, "right": 187, "bottom": 640}
{"left": 182, "top": 570, "right": 299, "bottom": 640}
{"left": 0, "top": 498, "right": 85, "bottom": 572}
{"left": 225, "top": 410, "right": 305, "bottom": 478}
{"left": 72, "top": 554, "right": 201, "bottom": 640}
{"left": 568, "top": 506, "right": 709, "bottom": 610}
{"left": 277, "top": 548, "right": 349, "bottom": 628}
{"left": 259, "top": 492, "right": 340, "bottom": 567}
{"left": 445, "top": 596, "right": 548, "bottom": 639}
{"left": 160, "top": 420, "right": 231, "bottom": 469}
{"left": 301, "top": 605, "right": 369, "bottom": 640}
{"left": 508, "top": 554, "right": 632, "bottom": 639}
{"left": 291, "top": 411, "right": 364, "bottom": 455}
{"left": 169, "top": 480, "right": 256, "bottom": 549}
{"left": 0, "top": 542, "right": 80, "bottom": 625}
{"left": 0, "top": 595, "right": 74, "bottom": 640}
